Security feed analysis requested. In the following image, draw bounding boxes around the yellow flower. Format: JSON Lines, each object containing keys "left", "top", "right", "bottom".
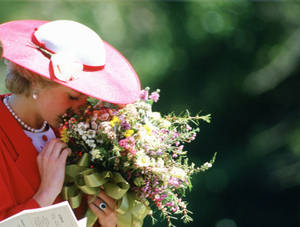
{"left": 143, "top": 125, "right": 152, "bottom": 136}
{"left": 110, "top": 116, "right": 121, "bottom": 127}
{"left": 60, "top": 128, "right": 69, "bottom": 143}
{"left": 124, "top": 129, "right": 134, "bottom": 138}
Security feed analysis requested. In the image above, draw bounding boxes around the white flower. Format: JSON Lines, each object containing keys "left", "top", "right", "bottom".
{"left": 204, "top": 162, "right": 212, "bottom": 168}
{"left": 90, "top": 148, "right": 103, "bottom": 161}
{"left": 123, "top": 104, "right": 138, "bottom": 118}
{"left": 96, "top": 139, "right": 103, "bottom": 144}
{"left": 136, "top": 101, "right": 151, "bottom": 112}
{"left": 98, "top": 122, "right": 116, "bottom": 140}
{"left": 157, "top": 158, "right": 165, "bottom": 168}
{"left": 87, "top": 129, "right": 96, "bottom": 138}
{"left": 150, "top": 112, "right": 161, "bottom": 121}
{"left": 76, "top": 122, "right": 90, "bottom": 135}
{"left": 137, "top": 126, "right": 150, "bottom": 142}
{"left": 123, "top": 162, "right": 130, "bottom": 167}
{"left": 170, "top": 167, "right": 187, "bottom": 181}
{"left": 135, "top": 152, "right": 151, "bottom": 167}
{"left": 152, "top": 167, "right": 167, "bottom": 177}
{"left": 137, "top": 130, "right": 161, "bottom": 151}
{"left": 201, "top": 162, "right": 212, "bottom": 170}
{"left": 86, "top": 139, "right": 96, "bottom": 148}
{"left": 99, "top": 122, "right": 111, "bottom": 131}
{"left": 160, "top": 119, "right": 171, "bottom": 128}
{"left": 154, "top": 194, "right": 160, "bottom": 200}
{"left": 91, "top": 121, "right": 98, "bottom": 130}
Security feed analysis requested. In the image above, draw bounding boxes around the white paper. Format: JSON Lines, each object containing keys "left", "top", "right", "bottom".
{"left": 0, "top": 201, "right": 85, "bottom": 227}
{"left": 78, "top": 218, "right": 87, "bottom": 227}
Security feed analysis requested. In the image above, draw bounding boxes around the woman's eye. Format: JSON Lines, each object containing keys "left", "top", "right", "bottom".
{"left": 69, "top": 95, "right": 79, "bottom": 101}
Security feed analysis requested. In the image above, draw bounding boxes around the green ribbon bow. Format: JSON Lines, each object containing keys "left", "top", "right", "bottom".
{"left": 62, "top": 153, "right": 150, "bottom": 227}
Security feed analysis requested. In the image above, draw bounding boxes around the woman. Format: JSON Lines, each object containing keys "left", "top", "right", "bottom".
{"left": 0, "top": 20, "right": 141, "bottom": 227}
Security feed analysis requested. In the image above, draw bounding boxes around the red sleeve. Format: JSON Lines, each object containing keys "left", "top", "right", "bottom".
{"left": 0, "top": 198, "right": 41, "bottom": 221}
{"left": 0, "top": 140, "right": 41, "bottom": 221}
{"left": 0, "top": 167, "right": 41, "bottom": 221}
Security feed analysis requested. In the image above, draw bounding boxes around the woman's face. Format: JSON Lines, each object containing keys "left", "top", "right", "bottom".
{"left": 36, "top": 84, "right": 88, "bottom": 128}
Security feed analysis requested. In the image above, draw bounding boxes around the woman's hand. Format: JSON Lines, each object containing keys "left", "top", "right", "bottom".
{"left": 88, "top": 190, "right": 117, "bottom": 227}
{"left": 33, "top": 138, "right": 71, "bottom": 207}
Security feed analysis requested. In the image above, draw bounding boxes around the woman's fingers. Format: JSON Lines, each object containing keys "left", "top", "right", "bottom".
{"left": 88, "top": 195, "right": 117, "bottom": 227}
{"left": 41, "top": 138, "right": 60, "bottom": 156}
{"left": 89, "top": 201, "right": 103, "bottom": 217}
{"left": 37, "top": 139, "right": 59, "bottom": 173}
{"left": 58, "top": 147, "right": 71, "bottom": 164}
{"left": 41, "top": 138, "right": 68, "bottom": 160}
{"left": 90, "top": 196, "right": 112, "bottom": 213}
{"left": 51, "top": 140, "right": 68, "bottom": 159}
{"left": 35, "top": 138, "right": 72, "bottom": 207}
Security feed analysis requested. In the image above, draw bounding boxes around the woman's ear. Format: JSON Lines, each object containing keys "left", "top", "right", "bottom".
{"left": 30, "top": 82, "right": 42, "bottom": 98}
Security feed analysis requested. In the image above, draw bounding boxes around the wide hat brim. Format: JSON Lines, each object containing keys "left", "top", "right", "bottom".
{"left": 0, "top": 20, "right": 141, "bottom": 104}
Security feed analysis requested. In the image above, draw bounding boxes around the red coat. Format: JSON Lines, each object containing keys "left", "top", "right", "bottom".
{"left": 0, "top": 94, "right": 63, "bottom": 220}
{"left": 0, "top": 95, "right": 99, "bottom": 227}
{"left": 0, "top": 95, "right": 99, "bottom": 226}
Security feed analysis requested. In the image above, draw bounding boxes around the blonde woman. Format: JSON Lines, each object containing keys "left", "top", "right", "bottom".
{"left": 0, "top": 20, "right": 141, "bottom": 227}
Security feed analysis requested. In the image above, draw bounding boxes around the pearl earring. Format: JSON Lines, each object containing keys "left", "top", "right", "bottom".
{"left": 32, "top": 91, "right": 38, "bottom": 100}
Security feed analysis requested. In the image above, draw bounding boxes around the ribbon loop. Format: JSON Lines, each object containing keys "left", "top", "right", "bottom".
{"left": 83, "top": 169, "right": 108, "bottom": 187}
{"left": 78, "top": 153, "right": 90, "bottom": 167}
{"left": 62, "top": 153, "right": 150, "bottom": 227}
{"left": 117, "top": 194, "right": 129, "bottom": 215}
{"left": 104, "top": 172, "right": 130, "bottom": 200}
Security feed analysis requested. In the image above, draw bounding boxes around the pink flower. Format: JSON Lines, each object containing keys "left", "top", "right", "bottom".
{"left": 168, "top": 177, "right": 179, "bottom": 187}
{"left": 119, "top": 139, "right": 128, "bottom": 149}
{"left": 186, "top": 124, "right": 192, "bottom": 131}
{"left": 119, "top": 137, "right": 136, "bottom": 155}
{"left": 161, "top": 129, "right": 168, "bottom": 134}
{"left": 172, "top": 132, "right": 179, "bottom": 139}
{"left": 165, "top": 202, "right": 174, "bottom": 207}
{"left": 70, "top": 117, "right": 76, "bottom": 123}
{"left": 99, "top": 112, "right": 110, "bottom": 121}
{"left": 140, "top": 89, "right": 149, "bottom": 101}
{"left": 149, "top": 91, "right": 159, "bottom": 102}
{"left": 93, "top": 108, "right": 112, "bottom": 121}
{"left": 129, "top": 149, "right": 136, "bottom": 156}
{"left": 171, "top": 207, "right": 178, "bottom": 212}
{"left": 128, "top": 137, "right": 135, "bottom": 145}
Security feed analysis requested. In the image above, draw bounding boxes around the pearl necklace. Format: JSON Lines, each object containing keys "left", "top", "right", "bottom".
{"left": 3, "top": 96, "right": 48, "bottom": 133}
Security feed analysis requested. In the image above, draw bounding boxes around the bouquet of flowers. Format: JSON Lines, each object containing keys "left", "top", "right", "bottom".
{"left": 59, "top": 87, "right": 215, "bottom": 227}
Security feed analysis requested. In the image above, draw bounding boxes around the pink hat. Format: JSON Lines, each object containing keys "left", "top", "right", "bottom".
{"left": 0, "top": 20, "right": 141, "bottom": 104}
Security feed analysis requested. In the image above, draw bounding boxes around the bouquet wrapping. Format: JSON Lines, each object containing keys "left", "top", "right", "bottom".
{"left": 59, "top": 88, "right": 215, "bottom": 227}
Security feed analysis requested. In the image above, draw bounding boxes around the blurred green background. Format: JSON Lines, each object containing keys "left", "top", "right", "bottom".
{"left": 1, "top": 1, "right": 300, "bottom": 227}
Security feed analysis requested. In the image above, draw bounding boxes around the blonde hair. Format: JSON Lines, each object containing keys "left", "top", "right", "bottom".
{"left": 4, "top": 60, "right": 57, "bottom": 97}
